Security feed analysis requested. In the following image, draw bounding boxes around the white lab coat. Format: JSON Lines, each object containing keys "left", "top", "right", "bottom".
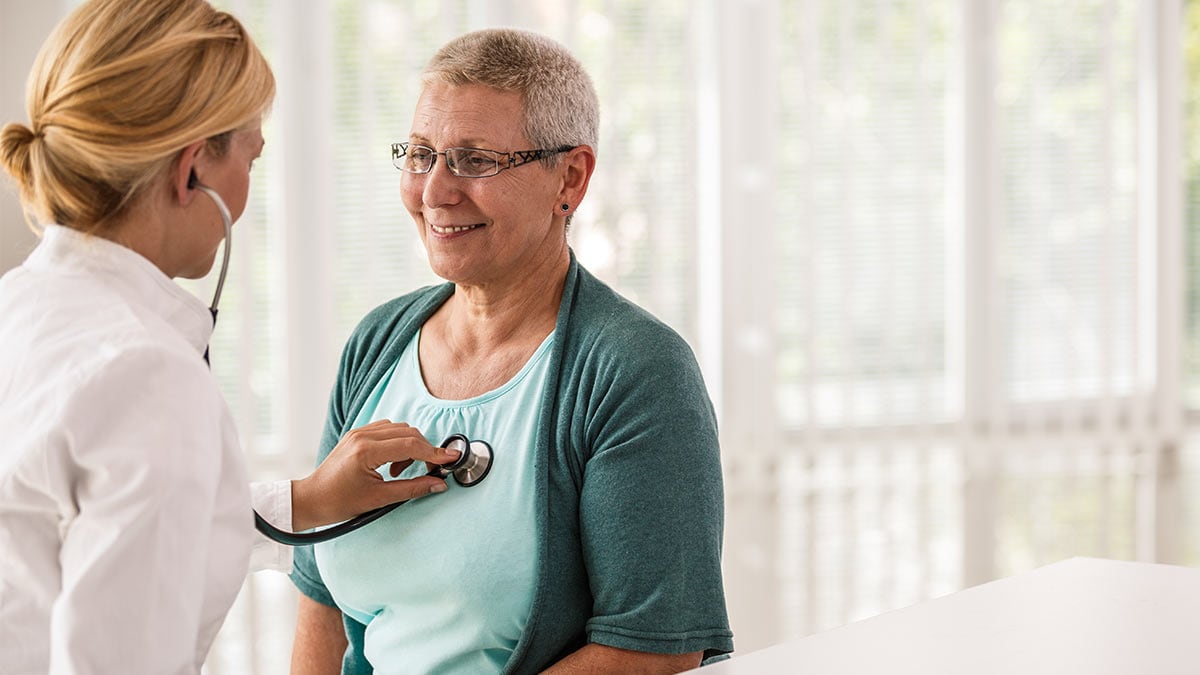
{"left": 0, "top": 226, "right": 292, "bottom": 674}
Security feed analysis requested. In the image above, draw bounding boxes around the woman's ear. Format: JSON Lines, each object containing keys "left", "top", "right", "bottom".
{"left": 172, "top": 139, "right": 207, "bottom": 205}
{"left": 556, "top": 145, "right": 597, "bottom": 216}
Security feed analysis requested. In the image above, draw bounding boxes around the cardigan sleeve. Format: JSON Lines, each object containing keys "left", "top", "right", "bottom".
{"left": 575, "top": 316, "right": 734, "bottom": 660}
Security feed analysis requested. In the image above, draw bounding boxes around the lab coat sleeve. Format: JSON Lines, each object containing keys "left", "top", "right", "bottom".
{"left": 49, "top": 347, "right": 233, "bottom": 675}
{"left": 249, "top": 480, "right": 294, "bottom": 573}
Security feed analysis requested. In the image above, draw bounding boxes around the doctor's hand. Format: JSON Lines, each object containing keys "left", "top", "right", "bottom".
{"left": 289, "top": 420, "right": 461, "bottom": 531}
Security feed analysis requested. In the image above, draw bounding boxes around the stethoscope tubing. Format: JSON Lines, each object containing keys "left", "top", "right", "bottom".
{"left": 193, "top": 183, "right": 232, "bottom": 317}
{"left": 194, "top": 183, "right": 231, "bottom": 365}
{"left": 255, "top": 499, "right": 408, "bottom": 546}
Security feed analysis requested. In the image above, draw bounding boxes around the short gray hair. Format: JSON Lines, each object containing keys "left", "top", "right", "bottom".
{"left": 423, "top": 28, "right": 599, "bottom": 162}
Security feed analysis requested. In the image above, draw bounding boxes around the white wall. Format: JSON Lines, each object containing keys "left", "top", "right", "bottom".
{"left": 0, "top": 0, "right": 68, "bottom": 273}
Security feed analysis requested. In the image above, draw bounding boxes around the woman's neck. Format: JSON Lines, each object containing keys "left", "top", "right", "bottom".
{"left": 440, "top": 248, "right": 569, "bottom": 354}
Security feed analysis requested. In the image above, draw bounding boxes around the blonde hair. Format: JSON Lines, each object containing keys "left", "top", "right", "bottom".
{"left": 423, "top": 28, "right": 599, "bottom": 162}
{"left": 0, "top": 0, "right": 275, "bottom": 232}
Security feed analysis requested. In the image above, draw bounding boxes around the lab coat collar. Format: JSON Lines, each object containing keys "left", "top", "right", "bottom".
{"left": 26, "top": 225, "right": 216, "bottom": 357}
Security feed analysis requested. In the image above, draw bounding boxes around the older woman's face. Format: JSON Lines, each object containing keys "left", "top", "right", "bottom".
{"left": 401, "top": 82, "right": 567, "bottom": 287}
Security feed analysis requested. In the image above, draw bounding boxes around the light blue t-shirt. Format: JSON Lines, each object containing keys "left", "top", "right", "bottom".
{"left": 315, "top": 328, "right": 554, "bottom": 674}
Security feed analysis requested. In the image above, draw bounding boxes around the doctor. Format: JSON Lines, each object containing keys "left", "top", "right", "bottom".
{"left": 0, "top": 0, "right": 457, "bottom": 673}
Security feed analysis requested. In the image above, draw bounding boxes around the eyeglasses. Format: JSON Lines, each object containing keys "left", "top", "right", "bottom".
{"left": 391, "top": 142, "right": 575, "bottom": 178}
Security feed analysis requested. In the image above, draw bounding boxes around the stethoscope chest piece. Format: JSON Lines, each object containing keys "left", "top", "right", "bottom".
{"left": 433, "top": 434, "right": 494, "bottom": 487}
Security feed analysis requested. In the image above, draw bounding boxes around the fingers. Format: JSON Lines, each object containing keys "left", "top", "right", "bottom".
{"left": 350, "top": 425, "right": 460, "bottom": 469}
{"left": 298, "top": 421, "right": 460, "bottom": 528}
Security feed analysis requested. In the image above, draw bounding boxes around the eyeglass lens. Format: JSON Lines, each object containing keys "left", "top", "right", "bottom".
{"left": 396, "top": 145, "right": 504, "bottom": 177}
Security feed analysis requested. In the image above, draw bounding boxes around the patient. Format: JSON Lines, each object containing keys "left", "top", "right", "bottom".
{"left": 289, "top": 28, "right": 733, "bottom": 674}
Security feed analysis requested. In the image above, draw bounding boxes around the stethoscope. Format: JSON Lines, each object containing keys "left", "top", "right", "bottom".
{"left": 184, "top": 178, "right": 228, "bottom": 366}
{"left": 192, "top": 180, "right": 495, "bottom": 547}
{"left": 255, "top": 434, "right": 494, "bottom": 546}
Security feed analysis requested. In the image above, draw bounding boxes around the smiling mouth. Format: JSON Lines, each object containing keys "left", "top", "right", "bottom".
{"left": 431, "top": 223, "right": 485, "bottom": 234}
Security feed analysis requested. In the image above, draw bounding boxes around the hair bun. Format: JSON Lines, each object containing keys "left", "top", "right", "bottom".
{"left": 0, "top": 122, "right": 39, "bottom": 186}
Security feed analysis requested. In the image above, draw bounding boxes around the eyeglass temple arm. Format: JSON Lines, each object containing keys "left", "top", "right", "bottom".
{"left": 509, "top": 146, "right": 576, "bottom": 167}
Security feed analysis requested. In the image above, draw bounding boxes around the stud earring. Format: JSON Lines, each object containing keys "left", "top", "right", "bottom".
{"left": 561, "top": 203, "right": 570, "bottom": 212}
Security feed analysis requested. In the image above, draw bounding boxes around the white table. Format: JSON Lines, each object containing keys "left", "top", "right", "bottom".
{"left": 697, "top": 557, "right": 1200, "bottom": 674}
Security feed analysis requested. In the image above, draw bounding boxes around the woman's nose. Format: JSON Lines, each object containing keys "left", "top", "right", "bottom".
{"left": 419, "top": 156, "right": 464, "bottom": 208}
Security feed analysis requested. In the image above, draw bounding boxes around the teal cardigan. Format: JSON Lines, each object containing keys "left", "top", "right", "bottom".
{"left": 291, "top": 254, "right": 734, "bottom": 673}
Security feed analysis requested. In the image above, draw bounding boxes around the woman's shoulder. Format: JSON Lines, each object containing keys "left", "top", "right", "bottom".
{"left": 570, "top": 266, "right": 693, "bottom": 356}
{"left": 565, "top": 266, "right": 701, "bottom": 380}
